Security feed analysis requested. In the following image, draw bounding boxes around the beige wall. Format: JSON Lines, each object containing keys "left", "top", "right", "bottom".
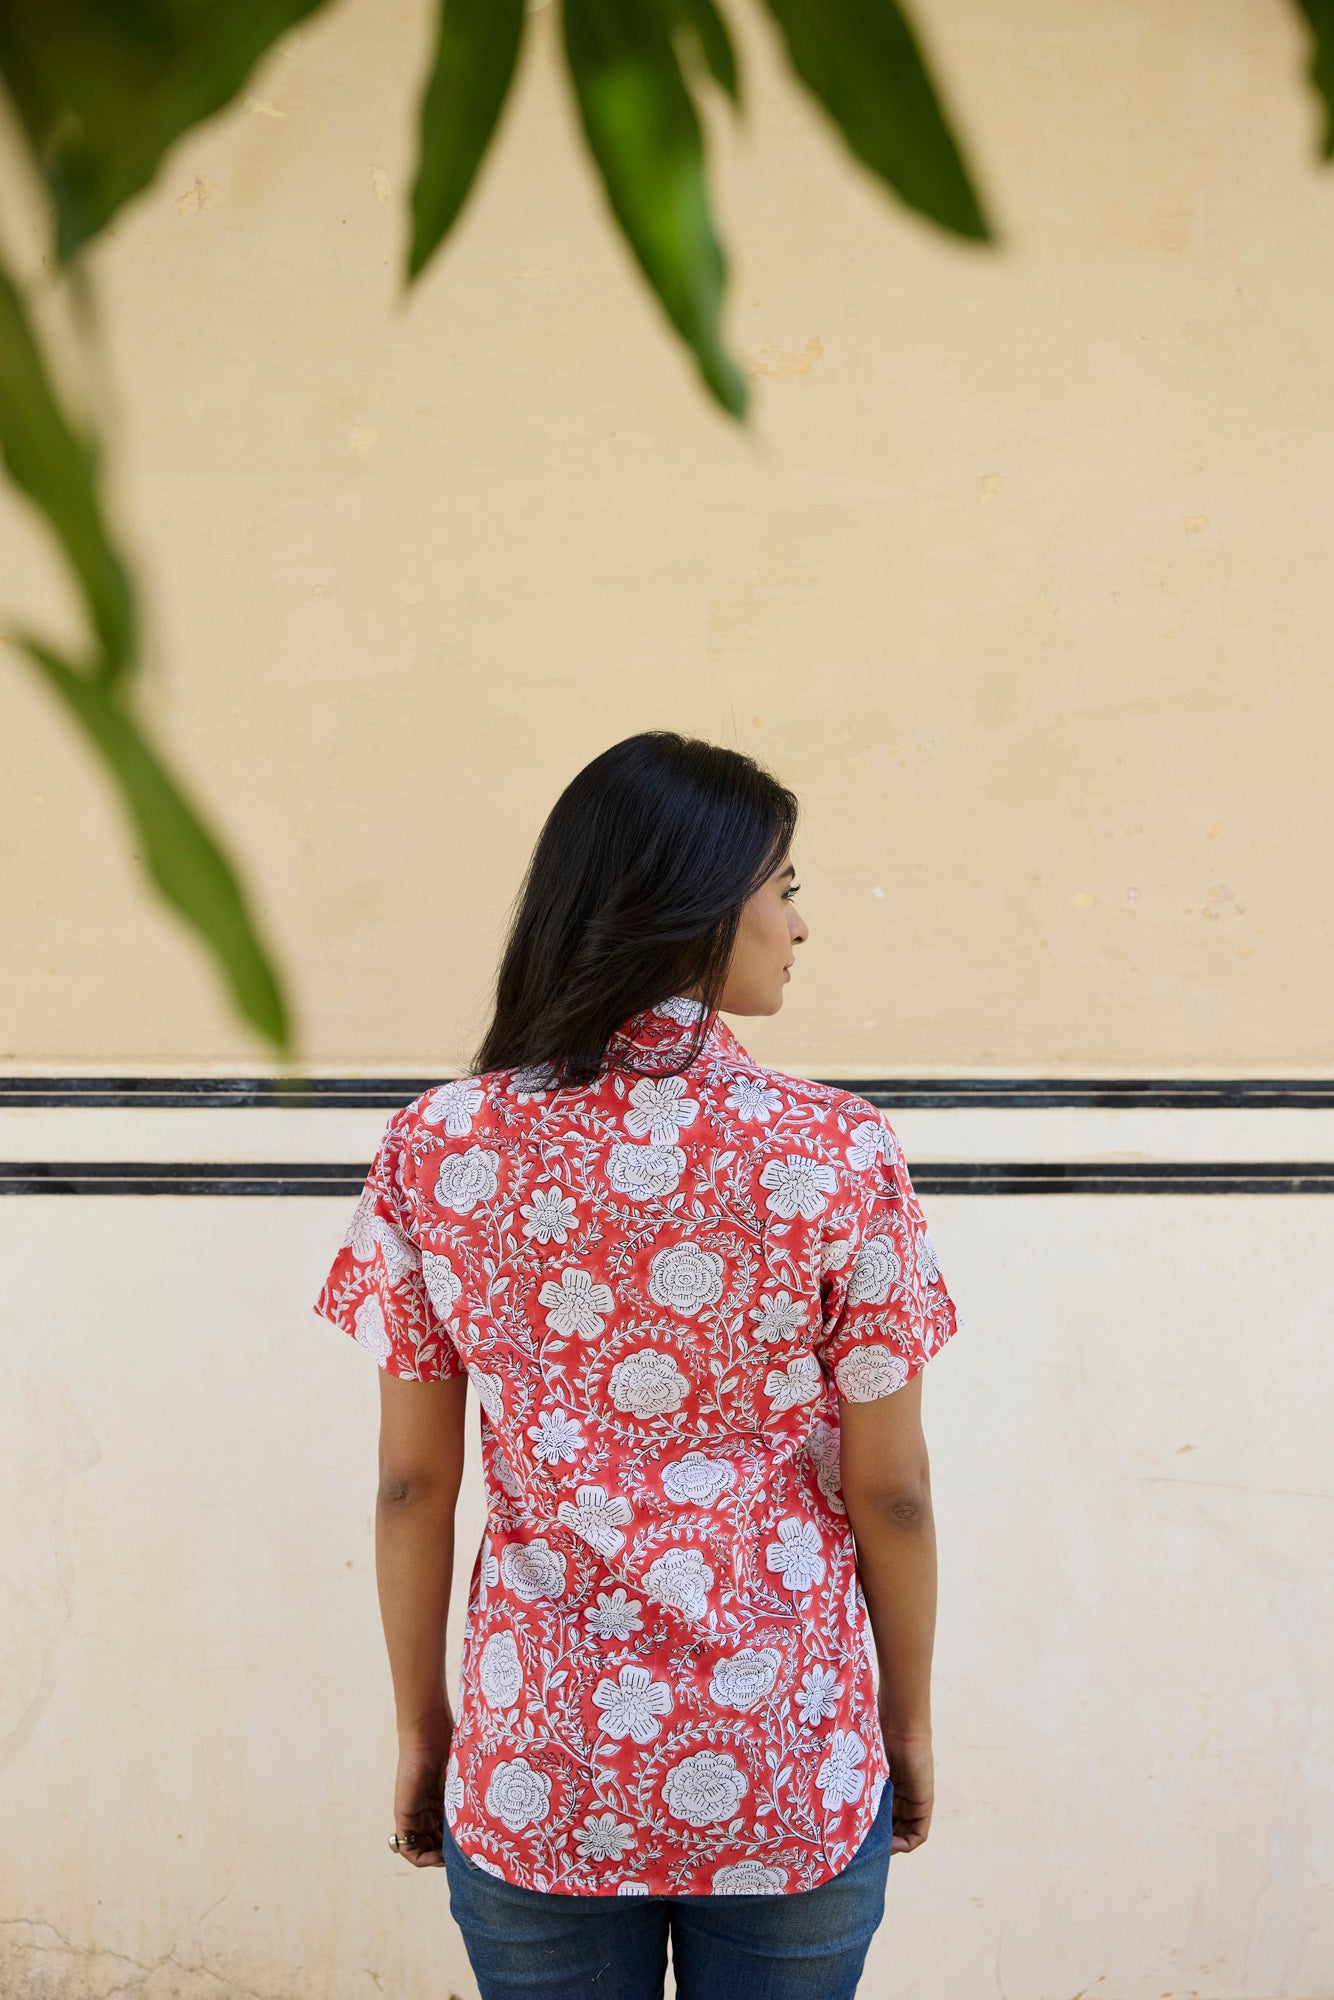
{"left": 3, "top": 4, "right": 1334, "bottom": 1999}
{"left": 2, "top": 0, "right": 1331, "bottom": 1074}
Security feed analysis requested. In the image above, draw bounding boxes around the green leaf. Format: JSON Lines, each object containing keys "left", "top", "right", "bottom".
{"left": 0, "top": 262, "right": 134, "bottom": 683}
{"left": 1293, "top": 1, "right": 1334, "bottom": 158}
{"left": 660, "top": 0, "right": 740, "bottom": 102}
{"left": 562, "top": 0, "right": 746, "bottom": 416}
{"left": 0, "top": 0, "right": 332, "bottom": 263}
{"left": 407, "top": 0, "right": 527, "bottom": 282}
{"left": 758, "top": 0, "right": 991, "bottom": 241}
{"left": 19, "top": 641, "right": 293, "bottom": 1053}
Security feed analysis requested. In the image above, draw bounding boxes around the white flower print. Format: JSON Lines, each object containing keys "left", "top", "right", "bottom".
{"left": 499, "top": 1537, "right": 567, "bottom": 1603}
{"left": 520, "top": 1186, "right": 579, "bottom": 1243}
{"left": 421, "top": 1250, "right": 462, "bottom": 1320}
{"left": 434, "top": 1145, "right": 500, "bottom": 1215}
{"left": 662, "top": 1751, "right": 748, "bottom": 1827}
{"left": 712, "top": 1861, "right": 789, "bottom": 1895}
{"left": 526, "top": 1407, "right": 586, "bottom": 1465}
{"left": 342, "top": 1192, "right": 378, "bottom": 1256}
{"left": 340, "top": 1189, "right": 376, "bottom": 1255}
{"left": 617, "top": 1880, "right": 650, "bottom": 1896}
{"left": 834, "top": 1345, "right": 909, "bottom": 1403}
{"left": 723, "top": 1075, "right": 783, "bottom": 1123}
{"left": 422, "top": 1078, "right": 485, "bottom": 1135}
{"left": 844, "top": 1571, "right": 865, "bottom": 1625}
{"left": 794, "top": 1666, "right": 844, "bottom": 1725}
{"left": 353, "top": 1294, "right": 392, "bottom": 1365}
{"left": 708, "top": 1647, "right": 781, "bottom": 1712}
{"left": 765, "top": 1517, "right": 826, "bottom": 1592}
{"left": 592, "top": 1665, "right": 673, "bottom": 1744}
{"left": 557, "top": 1484, "right": 634, "bottom": 1558}
{"left": 749, "top": 1288, "right": 806, "bottom": 1343}
{"left": 820, "top": 1237, "right": 853, "bottom": 1275}
{"left": 815, "top": 1730, "right": 867, "bottom": 1811}
{"left": 806, "top": 1419, "right": 845, "bottom": 1513}
{"left": 644, "top": 1548, "right": 715, "bottom": 1620}
{"left": 624, "top": 1074, "right": 700, "bottom": 1144}
{"left": 653, "top": 994, "right": 707, "bottom": 1025}
{"left": 508, "top": 1062, "right": 556, "bottom": 1101}
{"left": 609, "top": 1348, "right": 690, "bottom": 1417}
{"left": 471, "top": 1853, "right": 507, "bottom": 1878}
{"left": 869, "top": 1771, "right": 887, "bottom": 1820}
{"left": 917, "top": 1226, "right": 941, "bottom": 1285}
{"left": 478, "top": 1629, "right": 523, "bottom": 1709}
{"left": 341, "top": 1191, "right": 418, "bottom": 1276}
{"left": 606, "top": 1140, "right": 687, "bottom": 1200}
{"left": 377, "top": 1221, "right": 420, "bottom": 1282}
{"left": 485, "top": 1758, "right": 552, "bottom": 1832}
{"left": 647, "top": 1241, "right": 725, "bottom": 1318}
{"left": 845, "top": 1117, "right": 896, "bottom": 1171}
{"left": 470, "top": 1366, "right": 505, "bottom": 1425}
{"left": 764, "top": 1354, "right": 823, "bottom": 1413}
{"left": 491, "top": 1445, "right": 524, "bottom": 1499}
{"left": 539, "top": 1265, "right": 616, "bottom": 1339}
{"left": 583, "top": 1589, "right": 643, "bottom": 1640}
{"left": 661, "top": 1454, "right": 736, "bottom": 1507}
{"left": 479, "top": 1544, "right": 499, "bottom": 1607}
{"left": 576, "top": 1814, "right": 637, "bottom": 1862}
{"left": 758, "top": 1154, "right": 839, "bottom": 1221}
{"left": 846, "top": 1234, "right": 901, "bottom": 1306}
{"left": 443, "top": 1768, "right": 465, "bottom": 1826}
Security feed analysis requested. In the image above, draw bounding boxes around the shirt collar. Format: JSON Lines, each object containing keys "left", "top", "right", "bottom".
{"left": 607, "top": 993, "right": 743, "bottom": 1071}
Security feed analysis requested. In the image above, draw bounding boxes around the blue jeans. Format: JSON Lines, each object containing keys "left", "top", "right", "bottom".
{"left": 440, "top": 1780, "right": 894, "bottom": 2000}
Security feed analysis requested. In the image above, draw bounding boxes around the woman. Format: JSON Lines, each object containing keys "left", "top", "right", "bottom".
{"left": 314, "top": 730, "right": 959, "bottom": 2000}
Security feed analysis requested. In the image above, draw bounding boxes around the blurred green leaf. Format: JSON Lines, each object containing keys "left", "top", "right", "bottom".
{"left": 0, "top": 262, "right": 134, "bottom": 683}
{"left": 759, "top": 0, "right": 991, "bottom": 240}
{"left": 562, "top": 0, "right": 746, "bottom": 416}
{"left": 0, "top": 0, "right": 332, "bottom": 263}
{"left": 407, "top": 0, "right": 526, "bottom": 283}
{"left": 662, "top": 0, "right": 740, "bottom": 102}
{"left": 20, "top": 640, "right": 292, "bottom": 1053}
{"left": 1293, "top": 1, "right": 1334, "bottom": 156}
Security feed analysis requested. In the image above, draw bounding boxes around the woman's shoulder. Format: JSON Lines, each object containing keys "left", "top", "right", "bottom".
{"left": 711, "top": 1053, "right": 900, "bottom": 1146}
{"left": 393, "top": 1066, "right": 545, "bottom": 1140}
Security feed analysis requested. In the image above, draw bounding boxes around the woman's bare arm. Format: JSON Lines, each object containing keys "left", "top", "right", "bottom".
{"left": 375, "top": 1369, "right": 468, "bottom": 1865}
{"left": 838, "top": 1370, "right": 938, "bottom": 1852}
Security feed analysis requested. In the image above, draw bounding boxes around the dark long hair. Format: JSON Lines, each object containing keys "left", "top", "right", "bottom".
{"left": 470, "top": 732, "right": 799, "bottom": 1088}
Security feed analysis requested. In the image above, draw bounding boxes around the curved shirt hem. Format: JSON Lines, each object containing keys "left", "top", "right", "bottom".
{"left": 444, "top": 1761, "right": 892, "bottom": 1899}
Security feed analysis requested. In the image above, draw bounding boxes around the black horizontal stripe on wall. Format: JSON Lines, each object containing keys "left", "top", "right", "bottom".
{"left": 3, "top": 1160, "right": 1333, "bottom": 1196}
{"left": 3, "top": 1076, "right": 1334, "bottom": 1110}
{"left": 0, "top": 1161, "right": 365, "bottom": 1197}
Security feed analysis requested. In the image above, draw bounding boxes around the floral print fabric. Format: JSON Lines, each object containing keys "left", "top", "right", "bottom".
{"left": 314, "top": 996, "right": 958, "bottom": 1896}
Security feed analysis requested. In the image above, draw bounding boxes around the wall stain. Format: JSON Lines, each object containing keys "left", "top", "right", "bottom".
{"left": 176, "top": 177, "right": 225, "bottom": 216}
{"left": 751, "top": 337, "right": 823, "bottom": 378}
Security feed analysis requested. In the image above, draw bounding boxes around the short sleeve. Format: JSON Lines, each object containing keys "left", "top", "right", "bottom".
{"left": 312, "top": 1106, "right": 463, "bottom": 1383}
{"left": 816, "top": 1116, "right": 958, "bottom": 1404}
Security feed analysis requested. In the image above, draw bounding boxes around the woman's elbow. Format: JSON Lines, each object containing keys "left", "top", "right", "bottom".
{"left": 375, "top": 1460, "right": 460, "bottom": 1510}
{"left": 842, "top": 1475, "right": 933, "bottom": 1530}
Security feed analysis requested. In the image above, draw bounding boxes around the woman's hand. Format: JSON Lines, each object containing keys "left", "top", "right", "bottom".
{"left": 391, "top": 1728, "right": 452, "bottom": 1868}
{"left": 882, "top": 1722, "right": 934, "bottom": 1854}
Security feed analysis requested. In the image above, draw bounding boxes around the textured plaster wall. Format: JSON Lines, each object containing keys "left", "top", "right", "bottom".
{"left": 1, "top": 0, "right": 1332, "bottom": 1074}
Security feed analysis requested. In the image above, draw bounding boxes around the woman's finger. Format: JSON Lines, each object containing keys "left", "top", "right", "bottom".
{"left": 391, "top": 1818, "right": 445, "bottom": 1866}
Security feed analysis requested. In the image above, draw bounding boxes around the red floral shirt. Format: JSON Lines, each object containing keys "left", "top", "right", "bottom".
{"left": 314, "top": 996, "right": 959, "bottom": 1896}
